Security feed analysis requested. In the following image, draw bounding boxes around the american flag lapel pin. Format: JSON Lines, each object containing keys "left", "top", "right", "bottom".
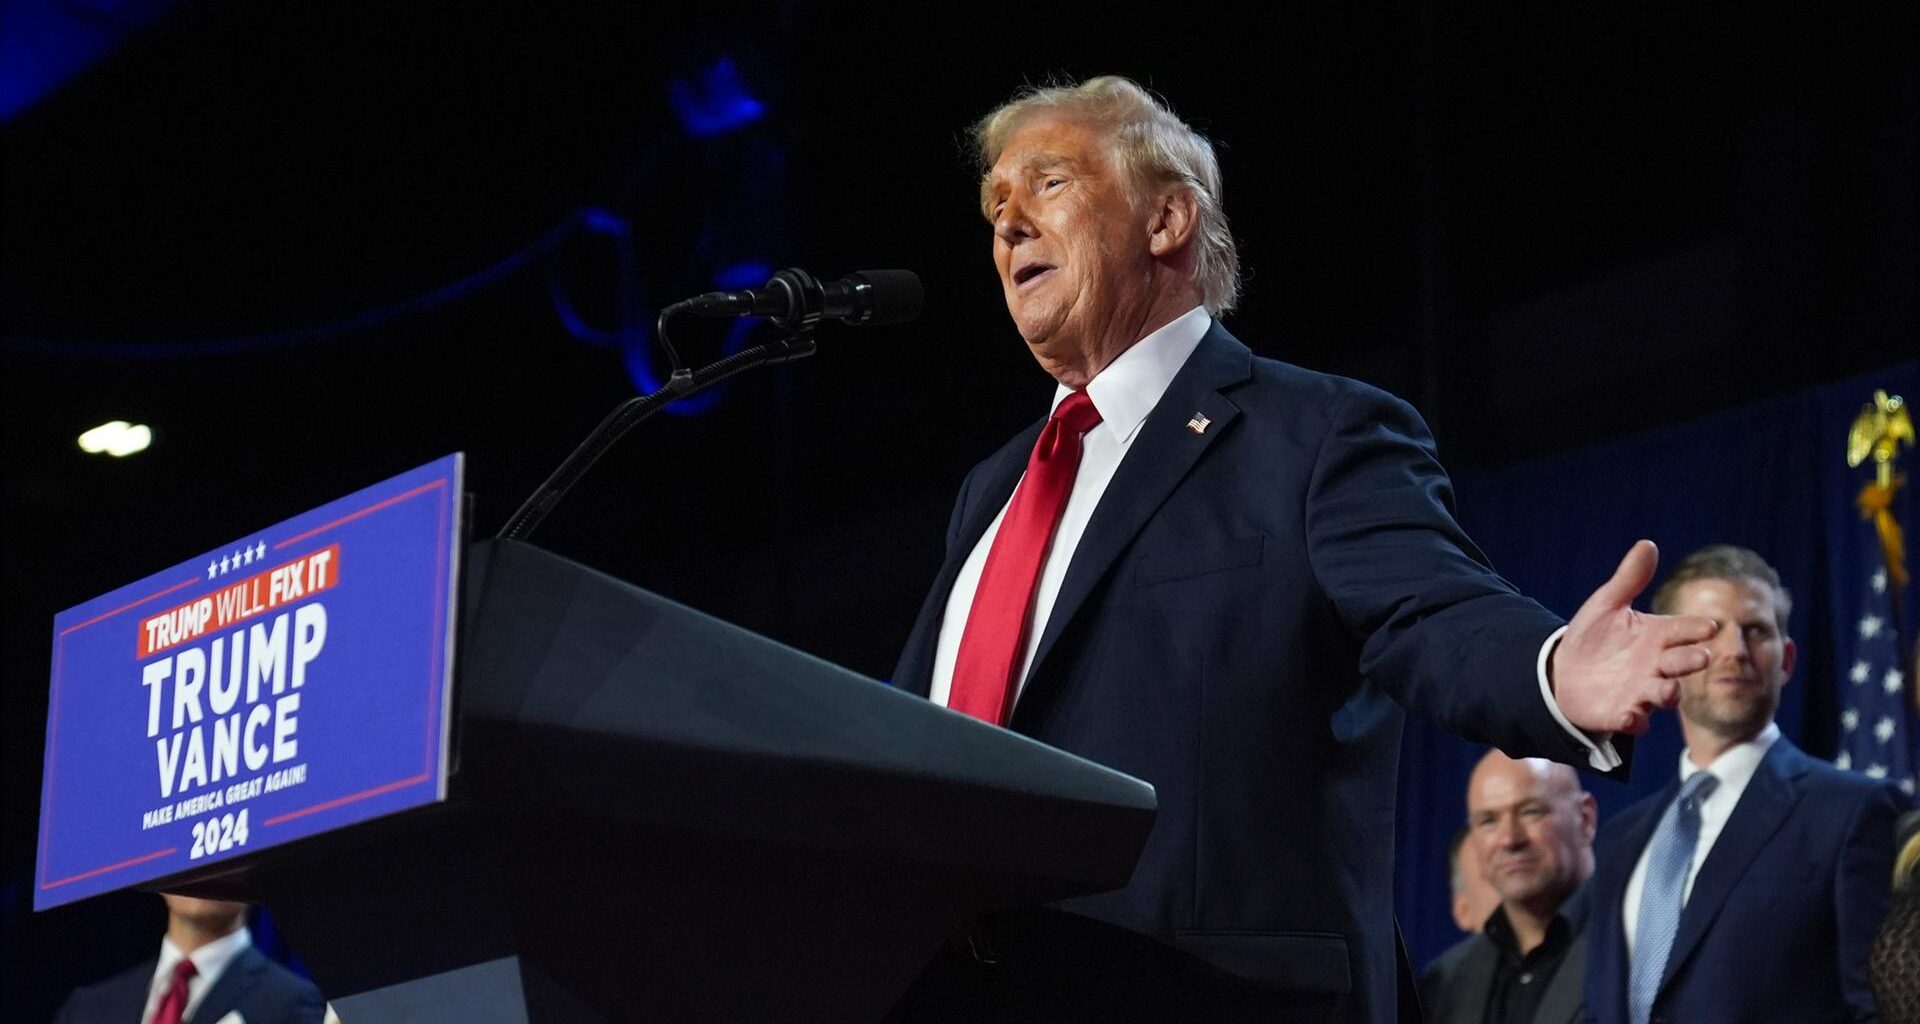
{"left": 1186, "top": 413, "right": 1211, "bottom": 435}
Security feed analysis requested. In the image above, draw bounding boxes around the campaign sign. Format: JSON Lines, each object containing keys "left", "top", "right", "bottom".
{"left": 36, "top": 454, "right": 464, "bottom": 910}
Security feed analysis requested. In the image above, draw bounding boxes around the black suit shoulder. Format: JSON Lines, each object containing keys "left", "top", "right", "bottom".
{"left": 53, "top": 957, "right": 154, "bottom": 1024}
{"left": 199, "top": 946, "right": 325, "bottom": 1024}
{"left": 53, "top": 948, "right": 324, "bottom": 1024}
{"left": 1230, "top": 341, "right": 1438, "bottom": 435}
{"left": 1599, "top": 741, "right": 1909, "bottom": 842}
{"left": 1417, "top": 933, "right": 1494, "bottom": 1024}
{"left": 1798, "top": 745, "right": 1911, "bottom": 801}
{"left": 953, "top": 326, "right": 1438, "bottom": 495}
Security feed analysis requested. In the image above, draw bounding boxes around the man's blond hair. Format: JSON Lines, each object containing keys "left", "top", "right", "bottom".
{"left": 1651, "top": 544, "right": 1793, "bottom": 634}
{"left": 974, "top": 75, "right": 1241, "bottom": 315}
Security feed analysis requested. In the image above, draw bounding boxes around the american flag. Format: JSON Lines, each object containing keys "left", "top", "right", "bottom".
{"left": 1834, "top": 552, "right": 1916, "bottom": 797}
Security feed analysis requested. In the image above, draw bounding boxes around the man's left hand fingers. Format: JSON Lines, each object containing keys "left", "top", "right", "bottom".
{"left": 1659, "top": 614, "right": 1716, "bottom": 645}
{"left": 1657, "top": 645, "right": 1710, "bottom": 678}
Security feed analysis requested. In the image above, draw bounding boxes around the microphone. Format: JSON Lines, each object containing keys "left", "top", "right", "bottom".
{"left": 680, "top": 268, "right": 923, "bottom": 328}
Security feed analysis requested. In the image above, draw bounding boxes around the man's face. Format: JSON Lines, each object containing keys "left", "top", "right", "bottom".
{"left": 1468, "top": 758, "right": 1595, "bottom": 911}
{"left": 1670, "top": 577, "right": 1795, "bottom": 742}
{"left": 1452, "top": 831, "right": 1501, "bottom": 933}
{"left": 162, "top": 893, "right": 246, "bottom": 931}
{"left": 984, "top": 115, "right": 1158, "bottom": 380}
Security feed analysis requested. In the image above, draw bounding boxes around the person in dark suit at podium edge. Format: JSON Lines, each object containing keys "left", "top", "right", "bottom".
{"left": 888, "top": 75, "right": 1721, "bottom": 1024}
{"left": 1581, "top": 545, "right": 1907, "bottom": 1024}
{"left": 54, "top": 894, "right": 324, "bottom": 1024}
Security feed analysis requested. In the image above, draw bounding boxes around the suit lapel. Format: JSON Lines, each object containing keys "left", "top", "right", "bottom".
{"left": 893, "top": 421, "right": 1042, "bottom": 697}
{"left": 1658, "top": 739, "right": 1809, "bottom": 994}
{"left": 188, "top": 945, "right": 264, "bottom": 1023}
{"left": 1533, "top": 885, "right": 1591, "bottom": 1024}
{"left": 1448, "top": 941, "right": 1500, "bottom": 1024}
{"left": 1011, "top": 324, "right": 1251, "bottom": 728}
{"left": 1536, "top": 932, "right": 1587, "bottom": 1024}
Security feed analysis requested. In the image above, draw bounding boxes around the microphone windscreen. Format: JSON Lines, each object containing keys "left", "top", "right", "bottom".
{"left": 851, "top": 269, "right": 924, "bottom": 326}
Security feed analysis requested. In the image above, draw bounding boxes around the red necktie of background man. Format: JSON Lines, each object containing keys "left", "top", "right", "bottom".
{"left": 149, "top": 958, "right": 196, "bottom": 1024}
{"left": 947, "top": 389, "right": 1103, "bottom": 725}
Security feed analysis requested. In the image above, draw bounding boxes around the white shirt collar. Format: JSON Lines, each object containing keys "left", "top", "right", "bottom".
{"left": 1679, "top": 720, "right": 1781, "bottom": 792}
{"left": 155, "top": 925, "right": 252, "bottom": 998}
{"left": 1051, "top": 306, "right": 1212, "bottom": 446}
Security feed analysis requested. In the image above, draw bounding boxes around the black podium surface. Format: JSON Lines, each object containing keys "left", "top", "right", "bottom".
{"left": 173, "top": 539, "right": 1156, "bottom": 1022}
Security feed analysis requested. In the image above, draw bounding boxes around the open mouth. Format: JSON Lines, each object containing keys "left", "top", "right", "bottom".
{"left": 1013, "top": 263, "right": 1055, "bottom": 288}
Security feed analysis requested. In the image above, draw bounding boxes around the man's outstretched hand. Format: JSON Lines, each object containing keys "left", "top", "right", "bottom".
{"left": 1550, "top": 540, "right": 1716, "bottom": 737}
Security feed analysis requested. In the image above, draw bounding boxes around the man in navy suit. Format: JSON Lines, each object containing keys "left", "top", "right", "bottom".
{"left": 1583, "top": 545, "right": 1907, "bottom": 1024}
{"left": 889, "top": 75, "right": 1718, "bottom": 1024}
{"left": 54, "top": 894, "right": 324, "bottom": 1024}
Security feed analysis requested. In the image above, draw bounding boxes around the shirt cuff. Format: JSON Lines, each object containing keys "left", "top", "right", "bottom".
{"left": 1536, "top": 625, "right": 1623, "bottom": 772}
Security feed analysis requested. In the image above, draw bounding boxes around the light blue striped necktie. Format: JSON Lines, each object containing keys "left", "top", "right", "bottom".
{"left": 1628, "top": 770, "right": 1719, "bottom": 1024}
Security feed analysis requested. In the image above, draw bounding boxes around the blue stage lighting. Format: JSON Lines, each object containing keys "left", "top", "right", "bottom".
{"left": 1, "top": 0, "right": 182, "bottom": 121}
{"left": 621, "top": 261, "right": 769, "bottom": 415}
{"left": 713, "top": 261, "right": 773, "bottom": 290}
{"left": 547, "top": 207, "right": 638, "bottom": 348}
{"left": 669, "top": 57, "right": 765, "bottom": 138}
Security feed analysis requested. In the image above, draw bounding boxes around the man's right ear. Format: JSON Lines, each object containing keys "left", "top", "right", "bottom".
{"left": 1147, "top": 188, "right": 1198, "bottom": 258}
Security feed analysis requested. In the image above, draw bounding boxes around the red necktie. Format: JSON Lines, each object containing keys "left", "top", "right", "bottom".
{"left": 948, "top": 390, "right": 1103, "bottom": 725}
{"left": 149, "top": 958, "right": 197, "bottom": 1024}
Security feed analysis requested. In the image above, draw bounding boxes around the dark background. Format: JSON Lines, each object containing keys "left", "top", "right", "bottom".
{"left": 3, "top": 0, "right": 1914, "bottom": 1017}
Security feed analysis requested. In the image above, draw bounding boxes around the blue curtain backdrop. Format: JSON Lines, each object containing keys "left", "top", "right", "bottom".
{"left": 1397, "top": 359, "right": 1920, "bottom": 970}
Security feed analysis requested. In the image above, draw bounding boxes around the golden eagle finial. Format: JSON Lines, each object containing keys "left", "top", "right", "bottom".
{"left": 1848, "top": 390, "right": 1913, "bottom": 488}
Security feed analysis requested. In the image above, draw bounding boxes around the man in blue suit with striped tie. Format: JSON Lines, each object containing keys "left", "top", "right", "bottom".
{"left": 1583, "top": 545, "right": 1910, "bottom": 1024}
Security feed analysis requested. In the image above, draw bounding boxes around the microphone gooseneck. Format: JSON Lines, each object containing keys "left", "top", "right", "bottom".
{"left": 495, "top": 268, "right": 921, "bottom": 542}
{"left": 681, "top": 268, "right": 924, "bottom": 329}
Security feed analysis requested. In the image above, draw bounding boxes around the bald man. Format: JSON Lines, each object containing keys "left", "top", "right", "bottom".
{"left": 1420, "top": 751, "right": 1596, "bottom": 1024}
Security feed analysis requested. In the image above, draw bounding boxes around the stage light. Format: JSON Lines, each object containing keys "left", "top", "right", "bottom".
{"left": 77, "top": 420, "right": 152, "bottom": 456}
{"left": 669, "top": 57, "right": 765, "bottom": 138}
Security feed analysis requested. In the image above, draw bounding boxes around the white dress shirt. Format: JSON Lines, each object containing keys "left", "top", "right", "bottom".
{"left": 927, "top": 306, "right": 1615, "bottom": 769}
{"left": 1619, "top": 721, "right": 1781, "bottom": 954}
{"left": 141, "top": 925, "right": 252, "bottom": 1024}
{"left": 928, "top": 305, "right": 1214, "bottom": 708}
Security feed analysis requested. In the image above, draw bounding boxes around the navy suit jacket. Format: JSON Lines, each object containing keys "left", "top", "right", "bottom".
{"left": 895, "top": 323, "right": 1596, "bottom": 1024}
{"left": 54, "top": 945, "right": 325, "bottom": 1024}
{"left": 1583, "top": 737, "right": 1907, "bottom": 1024}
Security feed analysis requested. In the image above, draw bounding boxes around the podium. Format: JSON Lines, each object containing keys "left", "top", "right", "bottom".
{"left": 167, "top": 539, "right": 1156, "bottom": 1022}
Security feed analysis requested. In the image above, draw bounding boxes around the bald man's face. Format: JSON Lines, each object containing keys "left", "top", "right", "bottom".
{"left": 1467, "top": 757, "right": 1596, "bottom": 912}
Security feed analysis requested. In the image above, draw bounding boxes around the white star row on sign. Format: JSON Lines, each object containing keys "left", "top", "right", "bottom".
{"left": 1903, "top": 779, "right": 1917, "bottom": 796}
{"left": 1837, "top": 751, "right": 1853, "bottom": 770}
{"left": 1865, "top": 764, "right": 1889, "bottom": 779}
{"left": 1876, "top": 716, "right": 1898, "bottom": 743}
{"left": 205, "top": 541, "right": 270, "bottom": 579}
{"left": 1852, "top": 660, "right": 1872, "bottom": 684}
{"left": 1887, "top": 668, "right": 1907, "bottom": 695}
{"left": 1871, "top": 567, "right": 1887, "bottom": 594}
{"left": 1859, "top": 614, "right": 1884, "bottom": 640}
{"left": 1843, "top": 709, "right": 1860, "bottom": 731}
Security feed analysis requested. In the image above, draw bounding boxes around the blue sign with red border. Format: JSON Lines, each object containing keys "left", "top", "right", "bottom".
{"left": 37, "top": 454, "right": 464, "bottom": 909}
